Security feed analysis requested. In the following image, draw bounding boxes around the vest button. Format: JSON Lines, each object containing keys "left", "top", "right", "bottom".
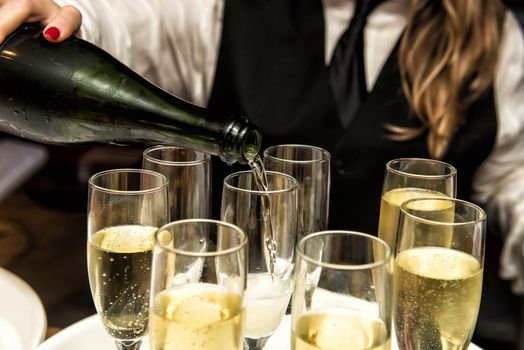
{"left": 335, "top": 159, "right": 346, "bottom": 175}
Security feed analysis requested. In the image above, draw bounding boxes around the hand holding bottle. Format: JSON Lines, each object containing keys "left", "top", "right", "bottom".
{"left": 0, "top": 0, "right": 81, "bottom": 43}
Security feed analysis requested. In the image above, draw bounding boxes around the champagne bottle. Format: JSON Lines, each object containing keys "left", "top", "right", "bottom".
{"left": 0, "top": 24, "right": 261, "bottom": 164}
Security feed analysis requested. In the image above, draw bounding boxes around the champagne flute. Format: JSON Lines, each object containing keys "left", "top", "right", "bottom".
{"left": 149, "top": 219, "right": 248, "bottom": 350}
{"left": 87, "top": 169, "right": 168, "bottom": 350}
{"left": 291, "top": 231, "right": 392, "bottom": 349}
{"left": 263, "top": 144, "right": 330, "bottom": 240}
{"left": 378, "top": 158, "right": 457, "bottom": 249}
{"left": 221, "top": 170, "right": 298, "bottom": 349}
{"left": 142, "top": 145, "right": 211, "bottom": 220}
{"left": 393, "top": 197, "right": 486, "bottom": 350}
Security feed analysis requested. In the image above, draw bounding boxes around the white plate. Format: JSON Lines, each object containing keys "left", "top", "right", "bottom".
{"left": 36, "top": 315, "right": 113, "bottom": 350}
{"left": 36, "top": 313, "right": 483, "bottom": 350}
{"left": 0, "top": 267, "right": 47, "bottom": 350}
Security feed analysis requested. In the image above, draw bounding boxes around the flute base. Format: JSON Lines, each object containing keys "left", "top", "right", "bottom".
{"left": 244, "top": 336, "right": 269, "bottom": 350}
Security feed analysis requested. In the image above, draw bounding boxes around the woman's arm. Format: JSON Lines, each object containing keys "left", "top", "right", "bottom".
{"left": 472, "top": 10, "right": 524, "bottom": 294}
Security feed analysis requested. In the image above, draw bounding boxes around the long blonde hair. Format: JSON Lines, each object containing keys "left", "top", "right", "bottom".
{"left": 389, "top": 0, "right": 506, "bottom": 158}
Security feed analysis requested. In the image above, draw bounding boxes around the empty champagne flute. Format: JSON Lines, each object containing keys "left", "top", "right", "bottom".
{"left": 142, "top": 145, "right": 211, "bottom": 220}
{"left": 149, "top": 219, "right": 248, "bottom": 350}
{"left": 393, "top": 197, "right": 486, "bottom": 350}
{"left": 378, "top": 158, "right": 457, "bottom": 250}
{"left": 263, "top": 144, "right": 330, "bottom": 240}
{"left": 221, "top": 170, "right": 298, "bottom": 349}
{"left": 291, "top": 231, "right": 392, "bottom": 349}
{"left": 87, "top": 169, "right": 168, "bottom": 350}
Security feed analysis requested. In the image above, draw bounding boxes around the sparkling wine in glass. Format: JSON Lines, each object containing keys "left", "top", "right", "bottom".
{"left": 221, "top": 170, "right": 298, "bottom": 349}
{"left": 378, "top": 158, "right": 456, "bottom": 249}
{"left": 142, "top": 145, "right": 211, "bottom": 220}
{"left": 291, "top": 231, "right": 392, "bottom": 350}
{"left": 393, "top": 197, "right": 486, "bottom": 350}
{"left": 87, "top": 169, "right": 168, "bottom": 350}
{"left": 263, "top": 144, "right": 330, "bottom": 240}
{"left": 149, "top": 219, "right": 248, "bottom": 350}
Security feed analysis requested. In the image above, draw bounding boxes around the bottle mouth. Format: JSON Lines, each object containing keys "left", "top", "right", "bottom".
{"left": 221, "top": 117, "right": 262, "bottom": 164}
{"left": 240, "top": 128, "right": 262, "bottom": 162}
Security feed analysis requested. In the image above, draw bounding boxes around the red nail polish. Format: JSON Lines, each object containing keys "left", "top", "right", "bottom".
{"left": 44, "top": 27, "right": 60, "bottom": 40}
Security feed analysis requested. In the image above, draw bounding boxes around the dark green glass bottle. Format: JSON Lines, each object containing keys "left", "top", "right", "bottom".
{"left": 0, "top": 24, "right": 261, "bottom": 164}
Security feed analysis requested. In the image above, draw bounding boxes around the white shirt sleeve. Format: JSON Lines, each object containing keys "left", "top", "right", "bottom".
{"left": 54, "top": 0, "right": 224, "bottom": 107}
{"left": 472, "top": 11, "right": 524, "bottom": 294}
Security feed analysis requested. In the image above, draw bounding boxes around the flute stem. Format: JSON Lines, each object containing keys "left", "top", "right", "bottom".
{"left": 115, "top": 339, "right": 142, "bottom": 350}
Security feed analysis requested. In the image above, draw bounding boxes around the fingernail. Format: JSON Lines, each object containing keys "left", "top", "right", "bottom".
{"left": 44, "top": 27, "right": 60, "bottom": 40}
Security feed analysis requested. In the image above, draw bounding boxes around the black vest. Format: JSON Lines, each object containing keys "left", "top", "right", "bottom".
{"left": 207, "top": 0, "right": 497, "bottom": 234}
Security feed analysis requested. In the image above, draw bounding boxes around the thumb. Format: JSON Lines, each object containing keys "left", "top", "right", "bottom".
{"left": 43, "top": 5, "right": 81, "bottom": 42}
